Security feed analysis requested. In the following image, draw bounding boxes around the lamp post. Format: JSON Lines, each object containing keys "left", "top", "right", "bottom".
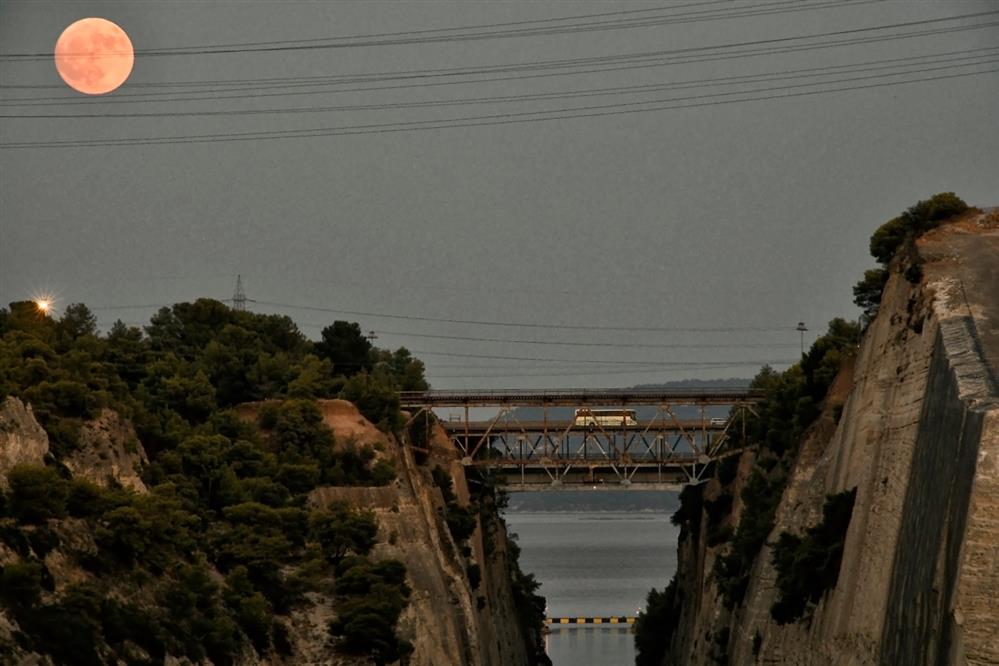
{"left": 796, "top": 322, "right": 808, "bottom": 357}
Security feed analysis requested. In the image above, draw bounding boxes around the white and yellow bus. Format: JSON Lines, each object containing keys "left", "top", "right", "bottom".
{"left": 573, "top": 409, "right": 638, "bottom": 427}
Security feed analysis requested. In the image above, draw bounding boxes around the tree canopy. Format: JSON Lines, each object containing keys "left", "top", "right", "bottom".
{"left": 0, "top": 298, "right": 427, "bottom": 663}
{"left": 854, "top": 192, "right": 969, "bottom": 318}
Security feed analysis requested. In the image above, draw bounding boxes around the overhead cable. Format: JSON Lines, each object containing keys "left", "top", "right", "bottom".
{"left": 372, "top": 329, "right": 797, "bottom": 350}
{"left": 409, "top": 349, "right": 793, "bottom": 366}
{"left": 5, "top": 64, "right": 995, "bottom": 149}
{"left": 89, "top": 300, "right": 790, "bottom": 333}
{"left": 0, "top": 0, "right": 884, "bottom": 61}
{"left": 3, "top": 14, "right": 995, "bottom": 106}
{"left": 6, "top": 49, "right": 997, "bottom": 119}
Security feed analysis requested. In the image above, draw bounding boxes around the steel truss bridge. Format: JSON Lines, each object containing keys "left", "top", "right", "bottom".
{"left": 400, "top": 389, "right": 761, "bottom": 490}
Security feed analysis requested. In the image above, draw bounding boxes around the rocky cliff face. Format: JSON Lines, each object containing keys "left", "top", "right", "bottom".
{"left": 309, "top": 408, "right": 533, "bottom": 666}
{"left": 667, "top": 211, "right": 999, "bottom": 665}
{"left": 0, "top": 399, "right": 149, "bottom": 493}
{"left": 63, "top": 409, "right": 149, "bottom": 493}
{"left": 0, "top": 398, "right": 537, "bottom": 665}
{"left": 0, "top": 397, "right": 49, "bottom": 487}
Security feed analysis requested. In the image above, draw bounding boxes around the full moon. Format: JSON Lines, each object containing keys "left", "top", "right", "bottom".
{"left": 54, "top": 18, "right": 134, "bottom": 95}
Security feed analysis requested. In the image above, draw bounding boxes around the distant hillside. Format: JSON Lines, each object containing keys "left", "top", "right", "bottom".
{"left": 506, "top": 379, "right": 751, "bottom": 422}
{"left": 504, "top": 490, "right": 680, "bottom": 514}
{"left": 630, "top": 377, "right": 752, "bottom": 390}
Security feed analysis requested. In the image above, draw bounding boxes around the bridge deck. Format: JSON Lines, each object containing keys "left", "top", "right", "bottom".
{"left": 402, "top": 389, "right": 756, "bottom": 486}
{"left": 444, "top": 419, "right": 727, "bottom": 434}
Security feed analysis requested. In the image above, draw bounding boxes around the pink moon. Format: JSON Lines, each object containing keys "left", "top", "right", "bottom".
{"left": 54, "top": 18, "right": 134, "bottom": 95}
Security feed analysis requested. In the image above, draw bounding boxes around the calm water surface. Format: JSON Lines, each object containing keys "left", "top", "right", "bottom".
{"left": 503, "top": 491, "right": 680, "bottom": 666}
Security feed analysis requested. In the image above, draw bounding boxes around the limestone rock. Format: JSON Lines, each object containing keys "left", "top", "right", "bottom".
{"left": 668, "top": 211, "right": 999, "bottom": 665}
{"left": 63, "top": 408, "right": 148, "bottom": 492}
{"left": 0, "top": 397, "right": 49, "bottom": 488}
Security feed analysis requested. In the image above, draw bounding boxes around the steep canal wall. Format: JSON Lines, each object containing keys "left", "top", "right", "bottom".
{"left": 664, "top": 211, "right": 999, "bottom": 665}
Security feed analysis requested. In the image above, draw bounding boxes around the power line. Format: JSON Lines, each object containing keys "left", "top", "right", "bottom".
{"left": 89, "top": 300, "right": 790, "bottom": 333}
{"left": 0, "top": 6, "right": 851, "bottom": 95}
{"left": 5, "top": 64, "right": 995, "bottom": 149}
{"left": 250, "top": 300, "right": 789, "bottom": 333}
{"left": 372, "top": 329, "right": 797, "bottom": 350}
{"left": 90, "top": 315, "right": 791, "bottom": 375}
{"left": 6, "top": 23, "right": 995, "bottom": 112}
{"left": 137, "top": 0, "right": 732, "bottom": 52}
{"left": 410, "top": 349, "right": 793, "bottom": 366}
{"left": 429, "top": 362, "right": 786, "bottom": 379}
{"left": 126, "top": 6, "right": 999, "bottom": 57}
{"left": 89, "top": 304, "right": 170, "bottom": 311}
{"left": 0, "top": 1, "right": 745, "bottom": 60}
{"left": 0, "top": 0, "right": 879, "bottom": 61}
{"left": 8, "top": 49, "right": 997, "bottom": 120}
{"left": 4, "top": 14, "right": 994, "bottom": 107}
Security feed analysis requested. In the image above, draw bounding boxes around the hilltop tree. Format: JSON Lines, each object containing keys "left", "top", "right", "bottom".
{"left": 855, "top": 192, "right": 969, "bottom": 318}
{"left": 371, "top": 347, "right": 428, "bottom": 391}
{"left": 57, "top": 303, "right": 97, "bottom": 343}
{"left": 869, "top": 191, "right": 969, "bottom": 264}
{"left": 315, "top": 321, "right": 373, "bottom": 377}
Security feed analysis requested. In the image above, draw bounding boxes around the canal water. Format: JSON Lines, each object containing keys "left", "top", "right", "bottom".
{"left": 503, "top": 490, "right": 681, "bottom": 666}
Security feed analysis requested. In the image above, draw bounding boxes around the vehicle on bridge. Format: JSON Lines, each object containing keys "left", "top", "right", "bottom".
{"left": 573, "top": 408, "right": 638, "bottom": 427}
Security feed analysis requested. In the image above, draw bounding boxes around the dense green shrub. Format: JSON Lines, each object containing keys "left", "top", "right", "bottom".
{"left": 309, "top": 503, "right": 378, "bottom": 565}
{"left": 869, "top": 192, "right": 968, "bottom": 264}
{"left": 462, "top": 466, "right": 548, "bottom": 665}
{"left": 858, "top": 193, "right": 969, "bottom": 319}
{"left": 713, "top": 468, "right": 786, "bottom": 608}
{"left": 853, "top": 268, "right": 889, "bottom": 319}
{"left": 432, "top": 465, "right": 457, "bottom": 502}
{"left": 0, "top": 298, "right": 429, "bottom": 663}
{"left": 7, "top": 465, "right": 69, "bottom": 523}
{"left": 339, "top": 373, "right": 403, "bottom": 431}
{"left": 0, "top": 559, "right": 45, "bottom": 608}
{"left": 670, "top": 479, "right": 704, "bottom": 537}
{"left": 770, "top": 488, "right": 857, "bottom": 624}
{"left": 25, "top": 525, "right": 61, "bottom": 559}
{"left": 716, "top": 454, "right": 740, "bottom": 485}
{"left": 96, "top": 492, "right": 198, "bottom": 572}
{"left": 634, "top": 577, "right": 680, "bottom": 666}
{"left": 704, "top": 492, "right": 734, "bottom": 547}
{"left": 711, "top": 319, "right": 859, "bottom": 609}
{"left": 66, "top": 478, "right": 124, "bottom": 518}
{"left": 431, "top": 465, "right": 479, "bottom": 544}
{"left": 257, "top": 401, "right": 396, "bottom": 487}
{"left": 224, "top": 566, "right": 273, "bottom": 651}
{"left": 314, "top": 321, "right": 373, "bottom": 377}
{"left": 466, "top": 562, "right": 482, "bottom": 589}
{"left": 446, "top": 505, "right": 479, "bottom": 544}
{"left": 14, "top": 584, "right": 105, "bottom": 666}
{"left": 800, "top": 318, "right": 860, "bottom": 401}
{"left": 100, "top": 598, "right": 169, "bottom": 661}
{"left": 330, "top": 558, "right": 412, "bottom": 666}
{"left": 371, "top": 347, "right": 430, "bottom": 392}
{"left": 869, "top": 215, "right": 910, "bottom": 266}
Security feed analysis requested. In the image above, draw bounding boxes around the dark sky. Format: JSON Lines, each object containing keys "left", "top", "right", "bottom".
{"left": 1, "top": 0, "right": 997, "bottom": 389}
